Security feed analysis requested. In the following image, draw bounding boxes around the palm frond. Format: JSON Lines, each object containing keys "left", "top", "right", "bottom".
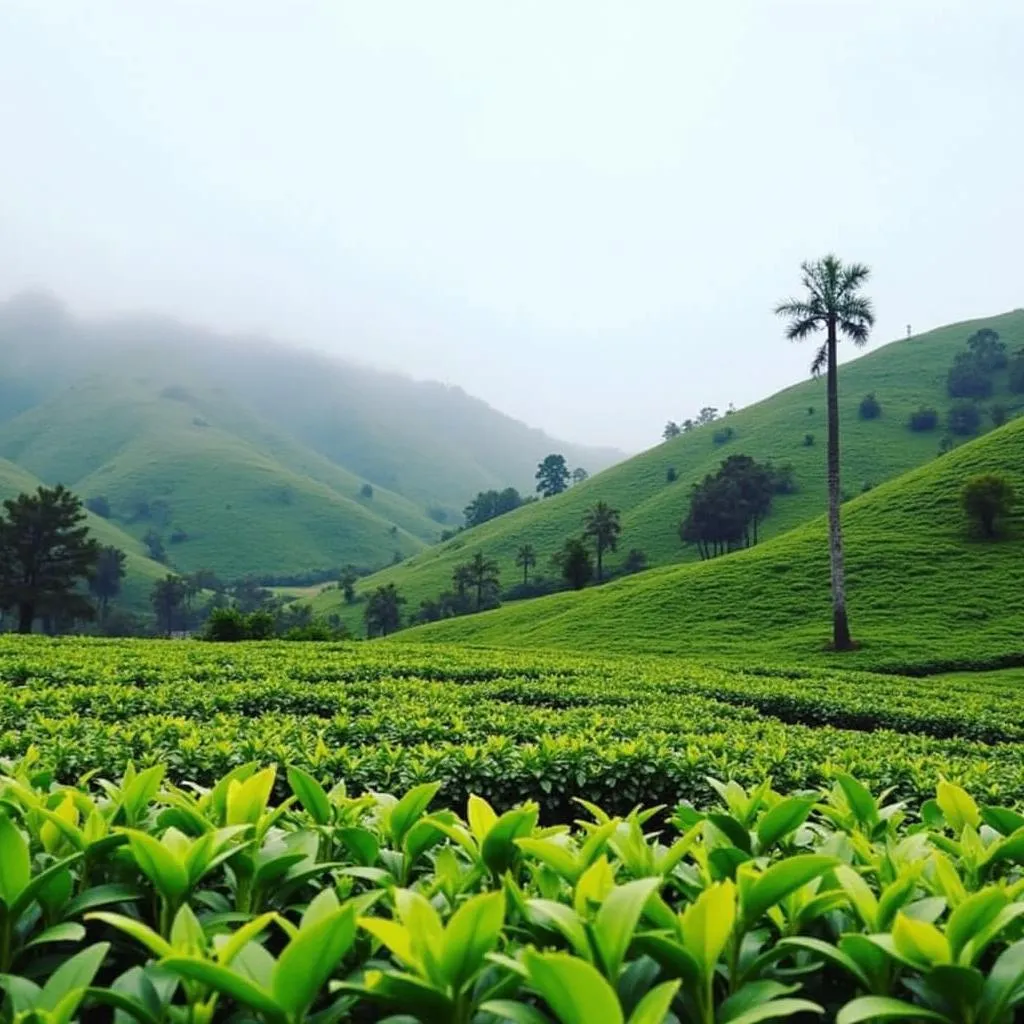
{"left": 810, "top": 343, "right": 828, "bottom": 377}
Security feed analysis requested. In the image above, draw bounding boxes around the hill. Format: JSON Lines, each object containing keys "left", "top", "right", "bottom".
{"left": 0, "top": 292, "right": 619, "bottom": 580}
{"left": 313, "top": 309, "right": 1024, "bottom": 631}
{"left": 400, "top": 414, "right": 1024, "bottom": 672}
{"left": 0, "top": 457, "right": 167, "bottom": 616}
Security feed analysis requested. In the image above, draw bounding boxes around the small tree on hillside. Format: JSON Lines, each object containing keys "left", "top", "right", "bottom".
{"left": 583, "top": 502, "right": 622, "bottom": 582}
{"left": 535, "top": 454, "right": 570, "bottom": 498}
{"left": 572, "top": 467, "right": 589, "bottom": 485}
{"left": 962, "top": 474, "right": 1016, "bottom": 538}
{"left": 339, "top": 565, "right": 359, "bottom": 604}
{"left": 364, "top": 584, "right": 405, "bottom": 637}
{"left": 554, "top": 537, "right": 593, "bottom": 590}
{"left": 858, "top": 393, "right": 881, "bottom": 420}
{"left": 515, "top": 544, "right": 537, "bottom": 585}
{"left": 948, "top": 402, "right": 982, "bottom": 436}
{"left": 0, "top": 485, "right": 100, "bottom": 633}
{"left": 88, "top": 546, "right": 127, "bottom": 620}
{"left": 663, "top": 421, "right": 681, "bottom": 441}
{"left": 151, "top": 574, "right": 187, "bottom": 636}
{"left": 464, "top": 552, "right": 501, "bottom": 611}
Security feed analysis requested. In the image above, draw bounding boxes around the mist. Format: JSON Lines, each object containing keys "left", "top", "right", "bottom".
{"left": 1, "top": 0, "right": 1021, "bottom": 450}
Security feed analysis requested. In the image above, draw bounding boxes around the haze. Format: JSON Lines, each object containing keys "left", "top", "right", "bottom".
{"left": 1, "top": 0, "right": 1021, "bottom": 451}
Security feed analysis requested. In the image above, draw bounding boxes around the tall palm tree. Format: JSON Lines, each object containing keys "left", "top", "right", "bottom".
{"left": 466, "top": 552, "right": 501, "bottom": 611}
{"left": 775, "top": 255, "right": 874, "bottom": 650}
{"left": 515, "top": 544, "right": 537, "bottom": 585}
{"left": 582, "top": 501, "right": 622, "bottom": 582}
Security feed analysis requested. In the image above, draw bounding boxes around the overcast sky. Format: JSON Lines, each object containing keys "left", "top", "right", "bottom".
{"left": 1, "top": 1, "right": 1021, "bottom": 451}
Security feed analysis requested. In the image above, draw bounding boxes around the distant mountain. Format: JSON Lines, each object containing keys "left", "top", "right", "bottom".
{"left": 0, "top": 292, "right": 621, "bottom": 581}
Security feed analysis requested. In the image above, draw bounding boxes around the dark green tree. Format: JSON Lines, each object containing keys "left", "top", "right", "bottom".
{"left": 535, "top": 454, "right": 570, "bottom": 498}
{"left": 582, "top": 501, "right": 622, "bottom": 581}
{"left": 464, "top": 552, "right": 501, "bottom": 610}
{"left": 463, "top": 488, "right": 523, "bottom": 528}
{"left": 151, "top": 574, "right": 187, "bottom": 636}
{"left": 0, "top": 485, "right": 100, "bottom": 634}
{"left": 623, "top": 548, "right": 648, "bottom": 574}
{"left": 571, "top": 467, "right": 589, "bottom": 485}
{"left": 143, "top": 529, "right": 166, "bottom": 563}
{"left": 663, "top": 421, "right": 681, "bottom": 441}
{"left": 1009, "top": 349, "right": 1024, "bottom": 394}
{"left": 775, "top": 254, "right": 874, "bottom": 650}
{"left": 554, "top": 537, "right": 593, "bottom": 590}
{"left": 364, "top": 583, "right": 405, "bottom": 637}
{"left": 339, "top": 565, "right": 359, "bottom": 604}
{"left": 948, "top": 402, "right": 982, "bottom": 436}
{"left": 88, "top": 545, "right": 127, "bottom": 620}
{"left": 962, "top": 473, "right": 1016, "bottom": 538}
{"left": 515, "top": 544, "right": 537, "bottom": 585}
{"left": 966, "top": 328, "right": 1006, "bottom": 372}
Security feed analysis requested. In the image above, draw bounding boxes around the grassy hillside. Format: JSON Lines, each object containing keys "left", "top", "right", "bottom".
{"left": 0, "top": 378, "right": 436, "bottom": 579}
{"left": 313, "top": 309, "right": 1024, "bottom": 630}
{"left": 401, "top": 415, "right": 1024, "bottom": 672}
{"left": 0, "top": 458, "right": 166, "bottom": 615}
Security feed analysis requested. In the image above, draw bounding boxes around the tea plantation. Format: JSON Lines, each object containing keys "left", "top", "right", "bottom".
{"left": 4, "top": 639, "right": 1024, "bottom": 1020}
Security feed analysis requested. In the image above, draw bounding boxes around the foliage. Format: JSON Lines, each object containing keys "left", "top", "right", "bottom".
{"left": 680, "top": 456, "right": 774, "bottom": 559}
{"left": 712, "top": 426, "right": 735, "bottom": 445}
{"left": 1, "top": 744, "right": 1024, "bottom": 1021}
{"left": 554, "top": 538, "right": 593, "bottom": 590}
{"left": 858, "top": 393, "right": 881, "bottom": 420}
{"left": 962, "top": 473, "right": 1017, "bottom": 538}
{"left": 365, "top": 584, "right": 406, "bottom": 637}
{"left": 536, "top": 455, "right": 571, "bottom": 498}
{"left": 151, "top": 575, "right": 188, "bottom": 635}
{"left": 0, "top": 485, "right": 100, "bottom": 634}
{"left": 464, "top": 488, "right": 524, "bottom": 529}
{"left": 663, "top": 421, "right": 681, "bottom": 441}
{"left": 359, "top": 483, "right": 374, "bottom": 499}
{"left": 84, "top": 494, "right": 111, "bottom": 518}
{"left": 622, "top": 548, "right": 648, "bottom": 574}
{"left": 143, "top": 529, "right": 167, "bottom": 564}
{"left": 991, "top": 404, "right": 1008, "bottom": 428}
{"left": 572, "top": 467, "right": 589, "bottom": 485}
{"left": 456, "top": 553, "right": 502, "bottom": 611}
{"left": 88, "top": 546, "right": 127, "bottom": 620}
{"left": 515, "top": 544, "right": 537, "bottom": 586}
{"left": 339, "top": 565, "right": 358, "bottom": 604}
{"left": 1009, "top": 350, "right": 1024, "bottom": 394}
{"left": 909, "top": 407, "right": 940, "bottom": 432}
{"left": 583, "top": 502, "right": 622, "bottom": 581}
{"left": 948, "top": 403, "right": 982, "bottom": 437}
{"left": 967, "top": 327, "right": 1007, "bottom": 371}
{"left": 803, "top": 433, "right": 815, "bottom": 447}
{"left": 666, "top": 467, "right": 678, "bottom": 483}
{"left": 947, "top": 353, "right": 994, "bottom": 399}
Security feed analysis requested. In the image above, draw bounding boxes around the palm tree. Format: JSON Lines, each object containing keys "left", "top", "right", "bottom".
{"left": 582, "top": 501, "right": 622, "bottom": 581}
{"left": 465, "top": 552, "right": 501, "bottom": 611}
{"left": 775, "top": 255, "right": 874, "bottom": 650}
{"left": 515, "top": 544, "right": 537, "bottom": 585}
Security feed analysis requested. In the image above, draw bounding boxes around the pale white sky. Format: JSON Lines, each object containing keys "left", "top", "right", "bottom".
{"left": 1, "top": 1, "right": 1021, "bottom": 449}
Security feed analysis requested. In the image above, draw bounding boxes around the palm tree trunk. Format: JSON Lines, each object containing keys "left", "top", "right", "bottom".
{"left": 826, "top": 318, "right": 853, "bottom": 650}
{"left": 17, "top": 602, "right": 34, "bottom": 635}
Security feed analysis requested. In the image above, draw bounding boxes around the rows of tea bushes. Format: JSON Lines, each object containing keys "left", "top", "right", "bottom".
{"left": 2, "top": 759, "right": 1024, "bottom": 1022}
{"left": 2, "top": 638, "right": 1024, "bottom": 817}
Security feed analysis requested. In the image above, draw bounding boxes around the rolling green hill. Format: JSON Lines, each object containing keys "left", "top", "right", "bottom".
{"left": 0, "top": 457, "right": 167, "bottom": 615}
{"left": 313, "top": 309, "right": 1024, "bottom": 631}
{"left": 0, "top": 292, "right": 619, "bottom": 582}
{"left": 400, "top": 415, "right": 1024, "bottom": 672}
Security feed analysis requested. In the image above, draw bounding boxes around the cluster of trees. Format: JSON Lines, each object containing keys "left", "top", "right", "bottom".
{"left": 534, "top": 455, "right": 588, "bottom": 497}
{"left": 662, "top": 407, "right": 723, "bottom": 441}
{"left": 947, "top": 329, "right": 1007, "bottom": 399}
{"left": 463, "top": 487, "right": 525, "bottom": 528}
{"left": 679, "top": 455, "right": 777, "bottom": 559}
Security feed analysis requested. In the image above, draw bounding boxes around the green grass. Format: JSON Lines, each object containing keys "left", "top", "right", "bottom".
{"left": 0, "top": 378, "right": 442, "bottom": 579}
{"left": 400, "top": 413, "right": 1024, "bottom": 673}
{"left": 0, "top": 457, "right": 167, "bottom": 614}
{"left": 314, "top": 309, "right": 1024, "bottom": 632}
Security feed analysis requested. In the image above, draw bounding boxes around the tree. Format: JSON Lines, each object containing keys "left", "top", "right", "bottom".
{"left": 463, "top": 552, "right": 500, "bottom": 610}
{"left": 143, "top": 529, "right": 166, "bottom": 563}
{"left": 663, "top": 421, "right": 681, "bottom": 441}
{"left": 681, "top": 419, "right": 695, "bottom": 432}
{"left": 948, "top": 402, "right": 981, "bottom": 436}
{"left": 364, "top": 584, "right": 405, "bottom": 637}
{"left": 858, "top": 393, "right": 881, "bottom": 420}
{"left": 623, "top": 549, "right": 648, "bottom": 574}
{"left": 554, "top": 537, "right": 593, "bottom": 590}
{"left": 696, "top": 407, "right": 718, "bottom": 426}
{"left": 360, "top": 483, "right": 374, "bottom": 499}
{"left": 966, "top": 328, "right": 1006, "bottom": 372}
{"left": 0, "top": 485, "right": 100, "bottom": 634}
{"left": 151, "top": 574, "right": 187, "bottom": 636}
{"left": 947, "top": 353, "right": 993, "bottom": 400}
{"left": 962, "top": 473, "right": 1016, "bottom": 538}
{"left": 232, "top": 577, "right": 273, "bottom": 614}
{"left": 464, "top": 488, "right": 522, "bottom": 528}
{"left": 339, "top": 565, "right": 358, "bottom": 604}
{"left": 85, "top": 495, "right": 111, "bottom": 518}
{"left": 908, "top": 407, "right": 939, "bottom": 432}
{"left": 571, "top": 467, "right": 589, "bottom": 486}
{"left": 515, "top": 544, "right": 537, "bottom": 585}
{"left": 992, "top": 404, "right": 1008, "bottom": 428}
{"left": 582, "top": 502, "right": 622, "bottom": 581}
{"left": 1009, "top": 348, "right": 1024, "bottom": 394}
{"left": 535, "top": 454, "right": 570, "bottom": 498}
{"left": 775, "top": 254, "right": 874, "bottom": 650}
{"left": 88, "top": 546, "right": 126, "bottom": 620}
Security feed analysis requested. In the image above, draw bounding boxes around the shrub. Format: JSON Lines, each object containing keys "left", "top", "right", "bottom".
{"left": 205, "top": 607, "right": 248, "bottom": 641}
{"left": 806, "top": 406, "right": 815, "bottom": 415}
{"left": 938, "top": 436, "right": 955, "bottom": 456}
{"left": 992, "top": 404, "right": 1008, "bottom": 428}
{"left": 948, "top": 402, "right": 982, "bottom": 436}
{"left": 768, "top": 462, "right": 797, "bottom": 494}
{"left": 169, "top": 528, "right": 189, "bottom": 544}
{"left": 861, "top": 480, "right": 874, "bottom": 493}
{"left": 623, "top": 549, "right": 648, "bottom": 574}
{"left": 712, "top": 426, "right": 735, "bottom": 445}
{"left": 360, "top": 483, "right": 374, "bottom": 499}
{"left": 962, "top": 472, "right": 1016, "bottom": 538}
{"left": 666, "top": 467, "right": 678, "bottom": 483}
{"left": 803, "top": 433, "right": 815, "bottom": 447}
{"left": 858, "top": 392, "right": 881, "bottom": 420}
{"left": 947, "top": 357, "right": 993, "bottom": 399}
{"left": 908, "top": 407, "right": 939, "bottom": 432}
{"left": 246, "top": 610, "right": 276, "bottom": 640}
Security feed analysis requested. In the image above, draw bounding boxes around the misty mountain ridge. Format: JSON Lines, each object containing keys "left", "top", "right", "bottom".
{"left": 0, "top": 291, "right": 621, "bottom": 580}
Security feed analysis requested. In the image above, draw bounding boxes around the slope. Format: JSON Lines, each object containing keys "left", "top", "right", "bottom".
{"left": 0, "top": 458, "right": 167, "bottom": 615}
{"left": 313, "top": 309, "right": 1024, "bottom": 631}
{"left": 0, "top": 378, "right": 434, "bottom": 579}
{"left": 401, "top": 415, "right": 1024, "bottom": 673}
